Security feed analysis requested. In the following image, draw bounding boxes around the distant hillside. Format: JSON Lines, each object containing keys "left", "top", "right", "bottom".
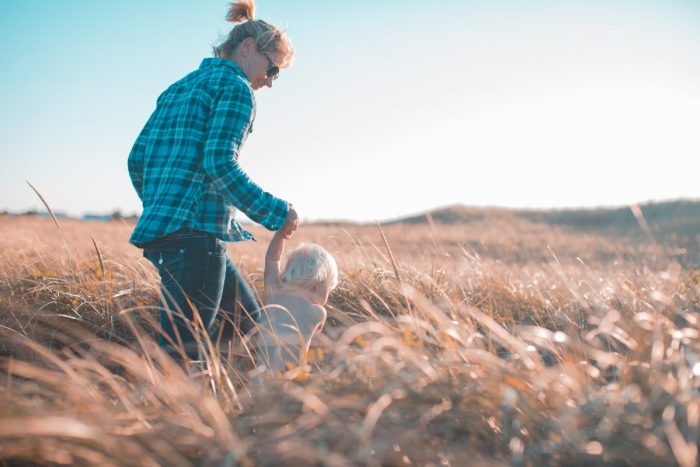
{"left": 385, "top": 200, "right": 700, "bottom": 243}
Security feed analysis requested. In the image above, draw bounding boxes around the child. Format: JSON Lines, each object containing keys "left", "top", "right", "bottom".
{"left": 257, "top": 223, "right": 338, "bottom": 372}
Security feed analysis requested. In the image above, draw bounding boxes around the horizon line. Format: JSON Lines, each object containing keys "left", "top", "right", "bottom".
{"left": 4, "top": 196, "right": 699, "bottom": 224}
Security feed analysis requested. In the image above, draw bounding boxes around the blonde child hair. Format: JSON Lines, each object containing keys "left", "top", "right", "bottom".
{"left": 280, "top": 243, "right": 338, "bottom": 293}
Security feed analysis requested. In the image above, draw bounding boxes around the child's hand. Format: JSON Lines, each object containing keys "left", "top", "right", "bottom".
{"left": 280, "top": 206, "right": 299, "bottom": 239}
{"left": 280, "top": 223, "right": 295, "bottom": 239}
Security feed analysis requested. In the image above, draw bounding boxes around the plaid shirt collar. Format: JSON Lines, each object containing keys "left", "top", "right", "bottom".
{"left": 200, "top": 57, "right": 250, "bottom": 84}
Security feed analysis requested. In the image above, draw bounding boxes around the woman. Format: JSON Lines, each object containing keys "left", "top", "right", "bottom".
{"left": 128, "top": 0, "right": 298, "bottom": 361}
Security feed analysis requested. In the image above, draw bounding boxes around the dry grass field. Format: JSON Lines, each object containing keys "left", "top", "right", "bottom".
{"left": 1, "top": 213, "right": 700, "bottom": 466}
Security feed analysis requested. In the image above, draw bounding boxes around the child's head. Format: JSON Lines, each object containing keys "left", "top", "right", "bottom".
{"left": 280, "top": 243, "right": 338, "bottom": 304}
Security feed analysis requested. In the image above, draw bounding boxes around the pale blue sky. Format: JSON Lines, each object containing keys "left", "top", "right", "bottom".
{"left": 2, "top": 1, "right": 699, "bottom": 222}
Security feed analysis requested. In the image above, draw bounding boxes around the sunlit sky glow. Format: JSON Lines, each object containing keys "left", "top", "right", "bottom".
{"left": 1, "top": 1, "right": 699, "bottom": 222}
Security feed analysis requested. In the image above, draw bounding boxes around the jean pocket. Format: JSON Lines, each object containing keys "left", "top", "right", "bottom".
{"left": 145, "top": 248, "right": 186, "bottom": 283}
{"left": 208, "top": 237, "right": 227, "bottom": 257}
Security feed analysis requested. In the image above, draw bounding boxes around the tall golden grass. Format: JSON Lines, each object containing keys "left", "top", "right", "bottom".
{"left": 1, "top": 214, "right": 699, "bottom": 466}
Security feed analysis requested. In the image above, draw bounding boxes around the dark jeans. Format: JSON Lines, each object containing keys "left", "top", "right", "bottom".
{"left": 141, "top": 229, "right": 261, "bottom": 361}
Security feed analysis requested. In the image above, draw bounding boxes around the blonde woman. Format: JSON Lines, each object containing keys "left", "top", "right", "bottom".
{"left": 128, "top": 0, "right": 298, "bottom": 362}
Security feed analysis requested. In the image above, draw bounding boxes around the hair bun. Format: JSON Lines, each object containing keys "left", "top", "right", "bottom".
{"left": 225, "top": 0, "right": 255, "bottom": 23}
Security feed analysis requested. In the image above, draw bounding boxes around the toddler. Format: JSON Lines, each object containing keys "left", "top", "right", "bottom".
{"left": 257, "top": 223, "right": 338, "bottom": 371}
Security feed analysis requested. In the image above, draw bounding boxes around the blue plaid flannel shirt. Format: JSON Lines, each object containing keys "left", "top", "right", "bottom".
{"left": 128, "top": 58, "right": 289, "bottom": 245}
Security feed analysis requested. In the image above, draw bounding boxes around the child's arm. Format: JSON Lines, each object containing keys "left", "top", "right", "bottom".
{"left": 264, "top": 229, "right": 286, "bottom": 288}
{"left": 314, "top": 306, "right": 327, "bottom": 336}
{"left": 264, "top": 207, "right": 298, "bottom": 297}
{"left": 304, "top": 305, "right": 327, "bottom": 362}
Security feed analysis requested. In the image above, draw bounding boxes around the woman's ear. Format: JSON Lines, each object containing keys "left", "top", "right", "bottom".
{"left": 239, "top": 37, "right": 255, "bottom": 57}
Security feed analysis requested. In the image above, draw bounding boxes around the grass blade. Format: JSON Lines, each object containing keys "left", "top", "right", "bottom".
{"left": 90, "top": 234, "right": 105, "bottom": 277}
{"left": 25, "top": 181, "right": 61, "bottom": 231}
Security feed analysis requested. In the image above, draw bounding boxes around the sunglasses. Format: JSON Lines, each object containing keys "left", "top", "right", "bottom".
{"left": 263, "top": 53, "right": 279, "bottom": 81}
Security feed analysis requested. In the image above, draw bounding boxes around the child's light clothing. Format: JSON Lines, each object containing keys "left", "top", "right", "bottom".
{"left": 257, "top": 292, "right": 326, "bottom": 371}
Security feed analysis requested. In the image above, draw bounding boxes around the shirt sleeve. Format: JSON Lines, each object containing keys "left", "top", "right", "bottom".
{"left": 127, "top": 133, "right": 146, "bottom": 201}
{"left": 202, "top": 84, "right": 289, "bottom": 231}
